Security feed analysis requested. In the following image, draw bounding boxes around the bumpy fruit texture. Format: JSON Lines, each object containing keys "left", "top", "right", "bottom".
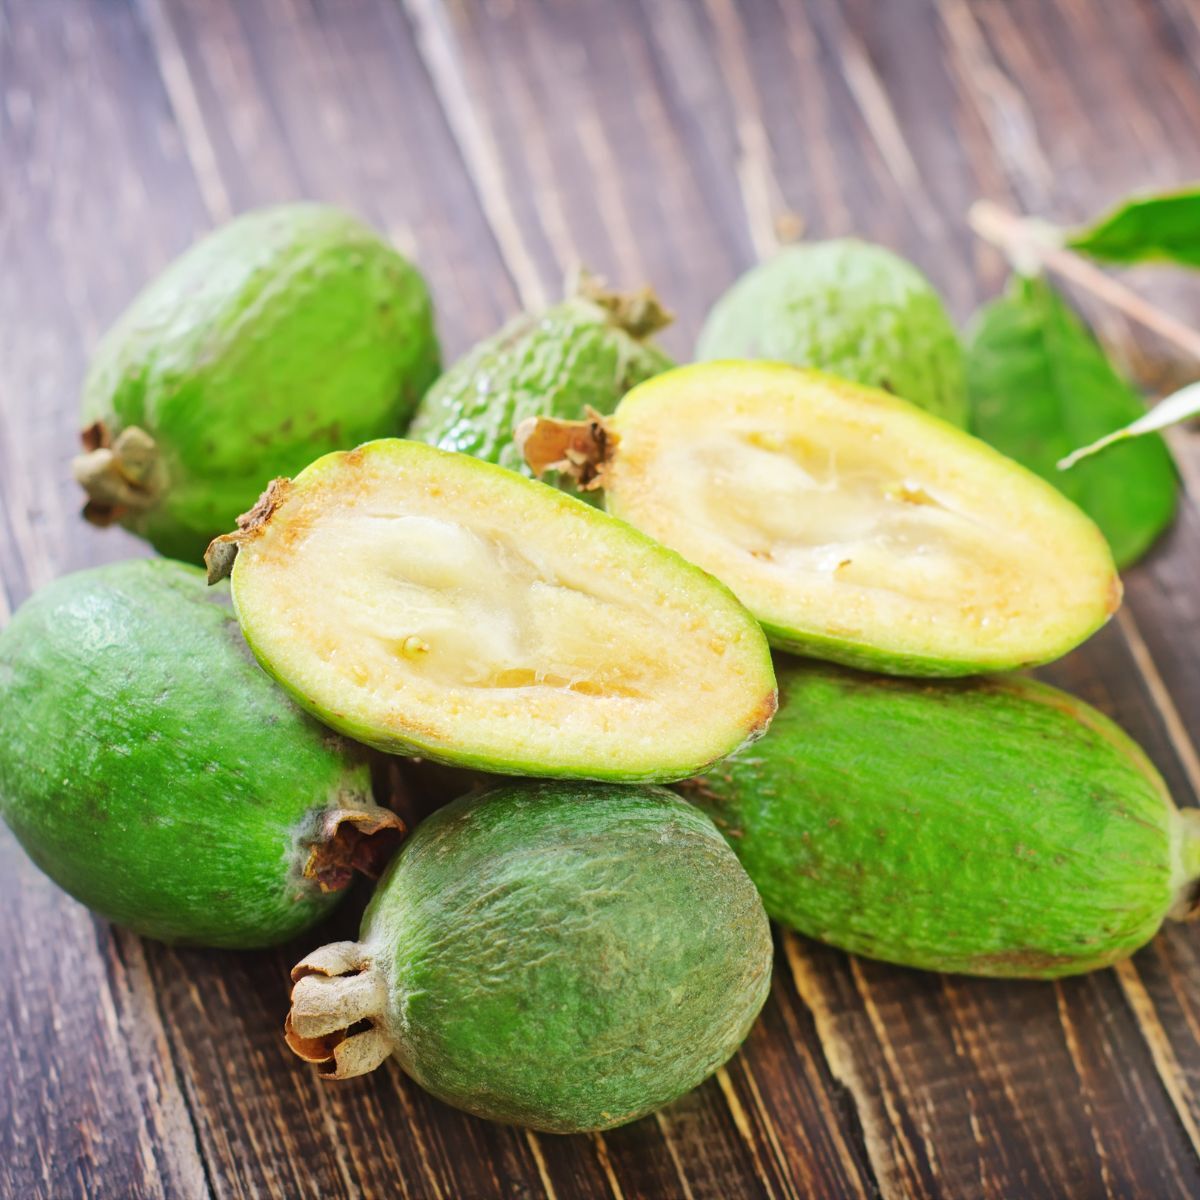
{"left": 696, "top": 240, "right": 968, "bottom": 426}
{"left": 0, "top": 559, "right": 401, "bottom": 947}
{"left": 285, "top": 782, "right": 773, "bottom": 1132}
{"left": 683, "top": 660, "right": 1200, "bottom": 978}
{"left": 407, "top": 274, "right": 673, "bottom": 492}
{"left": 541, "top": 361, "right": 1117, "bottom": 676}
{"left": 209, "top": 439, "right": 776, "bottom": 781}
{"left": 75, "top": 204, "right": 441, "bottom": 561}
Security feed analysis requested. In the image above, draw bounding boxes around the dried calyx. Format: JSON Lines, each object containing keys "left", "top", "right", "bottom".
{"left": 514, "top": 406, "right": 615, "bottom": 491}
{"left": 204, "top": 478, "right": 292, "bottom": 584}
{"left": 303, "top": 805, "right": 405, "bottom": 893}
{"left": 572, "top": 267, "right": 673, "bottom": 340}
{"left": 284, "top": 941, "right": 395, "bottom": 1079}
{"left": 73, "top": 422, "right": 168, "bottom": 526}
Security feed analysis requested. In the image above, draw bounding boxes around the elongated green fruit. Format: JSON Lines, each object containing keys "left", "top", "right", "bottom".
{"left": 285, "top": 782, "right": 772, "bottom": 1132}
{"left": 75, "top": 204, "right": 440, "bottom": 561}
{"left": 696, "top": 240, "right": 968, "bottom": 425}
{"left": 207, "top": 439, "right": 776, "bottom": 781}
{"left": 408, "top": 272, "right": 673, "bottom": 491}
{"left": 0, "top": 559, "right": 402, "bottom": 947}
{"left": 519, "top": 362, "right": 1120, "bottom": 676}
{"left": 681, "top": 659, "right": 1200, "bottom": 978}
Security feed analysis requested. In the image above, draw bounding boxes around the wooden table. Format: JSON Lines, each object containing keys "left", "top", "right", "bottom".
{"left": 4, "top": 2, "right": 1200, "bottom": 1196}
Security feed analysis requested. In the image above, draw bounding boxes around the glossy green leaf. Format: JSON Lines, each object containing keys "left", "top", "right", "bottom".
{"left": 967, "top": 273, "right": 1177, "bottom": 568}
{"left": 1060, "top": 381, "right": 1200, "bottom": 468}
{"left": 1067, "top": 185, "right": 1200, "bottom": 267}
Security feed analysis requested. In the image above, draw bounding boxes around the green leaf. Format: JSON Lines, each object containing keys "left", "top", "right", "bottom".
{"left": 1067, "top": 185, "right": 1200, "bottom": 268}
{"left": 967, "top": 274, "right": 1177, "bottom": 568}
{"left": 1060, "top": 381, "right": 1200, "bottom": 468}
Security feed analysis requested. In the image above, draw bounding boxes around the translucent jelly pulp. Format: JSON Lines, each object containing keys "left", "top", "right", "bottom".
{"left": 605, "top": 367, "right": 1119, "bottom": 672}
{"left": 229, "top": 442, "right": 774, "bottom": 778}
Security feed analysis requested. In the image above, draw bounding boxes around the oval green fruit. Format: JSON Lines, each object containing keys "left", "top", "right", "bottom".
{"left": 696, "top": 239, "right": 968, "bottom": 425}
{"left": 407, "top": 272, "right": 673, "bottom": 491}
{"left": 681, "top": 659, "right": 1200, "bottom": 978}
{"left": 520, "top": 362, "right": 1120, "bottom": 676}
{"left": 207, "top": 438, "right": 776, "bottom": 781}
{"left": 74, "top": 204, "right": 441, "bottom": 561}
{"left": 0, "top": 559, "right": 402, "bottom": 947}
{"left": 285, "top": 781, "right": 772, "bottom": 1131}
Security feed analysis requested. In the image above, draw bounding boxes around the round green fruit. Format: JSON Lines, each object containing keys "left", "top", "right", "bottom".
{"left": 407, "top": 272, "right": 673, "bottom": 493}
{"left": 0, "top": 559, "right": 402, "bottom": 947}
{"left": 74, "top": 204, "right": 441, "bottom": 561}
{"left": 682, "top": 659, "right": 1200, "bottom": 978}
{"left": 207, "top": 438, "right": 776, "bottom": 781}
{"left": 285, "top": 782, "right": 772, "bottom": 1131}
{"left": 696, "top": 239, "right": 967, "bottom": 425}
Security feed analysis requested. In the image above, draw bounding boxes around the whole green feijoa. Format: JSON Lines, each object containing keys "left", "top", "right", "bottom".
{"left": 407, "top": 271, "right": 673, "bottom": 491}
{"left": 696, "top": 240, "right": 967, "bottom": 425}
{"left": 285, "top": 782, "right": 772, "bottom": 1132}
{"left": 74, "top": 204, "right": 440, "bottom": 561}
{"left": 0, "top": 559, "right": 403, "bottom": 947}
{"left": 681, "top": 659, "right": 1200, "bottom": 979}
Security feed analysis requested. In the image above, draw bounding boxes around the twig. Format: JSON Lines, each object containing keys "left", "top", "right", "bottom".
{"left": 968, "top": 200, "right": 1200, "bottom": 365}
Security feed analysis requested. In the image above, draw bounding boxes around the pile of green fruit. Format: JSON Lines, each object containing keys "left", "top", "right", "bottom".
{"left": 2, "top": 202, "right": 1195, "bottom": 1135}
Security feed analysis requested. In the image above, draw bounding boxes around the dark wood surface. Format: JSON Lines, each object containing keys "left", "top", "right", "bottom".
{"left": 4, "top": 1, "right": 1200, "bottom": 1196}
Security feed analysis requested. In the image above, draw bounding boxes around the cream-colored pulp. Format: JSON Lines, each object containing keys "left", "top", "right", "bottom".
{"left": 231, "top": 445, "right": 773, "bottom": 776}
{"left": 607, "top": 369, "right": 1118, "bottom": 668}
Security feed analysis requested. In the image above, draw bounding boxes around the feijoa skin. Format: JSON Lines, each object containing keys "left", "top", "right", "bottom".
{"left": 407, "top": 273, "right": 673, "bottom": 492}
{"left": 74, "top": 204, "right": 440, "bottom": 561}
{"left": 0, "top": 559, "right": 402, "bottom": 947}
{"left": 520, "top": 362, "right": 1120, "bottom": 677}
{"left": 682, "top": 660, "right": 1200, "bottom": 978}
{"left": 285, "top": 782, "right": 773, "bottom": 1132}
{"left": 696, "top": 240, "right": 968, "bottom": 425}
{"left": 208, "top": 439, "right": 776, "bottom": 782}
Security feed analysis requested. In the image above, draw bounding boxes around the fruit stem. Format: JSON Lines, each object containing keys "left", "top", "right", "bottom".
{"left": 1168, "top": 807, "right": 1200, "bottom": 921}
{"left": 515, "top": 406, "right": 614, "bottom": 490}
{"left": 205, "top": 477, "right": 293, "bottom": 584}
{"left": 572, "top": 267, "right": 674, "bottom": 340}
{"left": 72, "top": 423, "right": 166, "bottom": 524}
{"left": 303, "top": 804, "right": 406, "bottom": 892}
{"left": 285, "top": 941, "right": 396, "bottom": 1079}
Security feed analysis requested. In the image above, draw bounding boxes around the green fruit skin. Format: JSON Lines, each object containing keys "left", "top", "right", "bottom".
{"left": 364, "top": 782, "right": 772, "bottom": 1132}
{"left": 406, "top": 296, "right": 672, "bottom": 491}
{"left": 683, "top": 659, "right": 1197, "bottom": 978}
{"left": 0, "top": 559, "right": 375, "bottom": 947}
{"left": 696, "top": 240, "right": 968, "bottom": 426}
{"left": 83, "top": 204, "right": 441, "bottom": 561}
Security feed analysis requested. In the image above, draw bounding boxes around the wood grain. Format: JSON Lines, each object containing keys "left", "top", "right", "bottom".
{"left": 5, "top": 0, "right": 1200, "bottom": 1196}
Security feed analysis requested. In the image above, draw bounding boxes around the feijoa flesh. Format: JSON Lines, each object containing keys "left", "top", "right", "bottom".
{"left": 696, "top": 239, "right": 968, "bottom": 425}
{"left": 520, "top": 361, "right": 1120, "bottom": 676}
{"left": 407, "top": 271, "right": 673, "bottom": 492}
{"left": 0, "top": 559, "right": 402, "bottom": 947}
{"left": 285, "top": 782, "right": 772, "bottom": 1131}
{"left": 74, "top": 204, "right": 440, "bottom": 561}
{"left": 682, "top": 659, "right": 1200, "bottom": 978}
{"left": 207, "top": 439, "right": 776, "bottom": 781}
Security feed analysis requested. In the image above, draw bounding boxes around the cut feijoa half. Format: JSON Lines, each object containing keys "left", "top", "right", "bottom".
{"left": 207, "top": 439, "right": 776, "bottom": 780}
{"left": 519, "top": 361, "right": 1121, "bottom": 676}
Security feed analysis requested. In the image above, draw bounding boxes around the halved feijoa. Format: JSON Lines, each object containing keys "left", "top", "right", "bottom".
{"left": 285, "top": 781, "right": 772, "bottom": 1131}
{"left": 207, "top": 439, "right": 776, "bottom": 780}
{"left": 0, "top": 559, "right": 402, "bottom": 948}
{"left": 520, "top": 362, "right": 1120, "bottom": 676}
